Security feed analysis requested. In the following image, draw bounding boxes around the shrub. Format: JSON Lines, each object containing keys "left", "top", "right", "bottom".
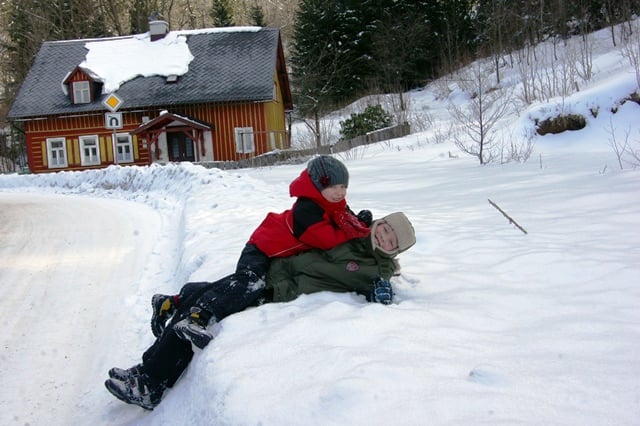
{"left": 339, "top": 104, "right": 393, "bottom": 140}
{"left": 536, "top": 114, "right": 586, "bottom": 136}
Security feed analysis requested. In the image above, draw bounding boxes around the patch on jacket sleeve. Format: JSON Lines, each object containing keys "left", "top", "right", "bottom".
{"left": 346, "top": 261, "right": 360, "bottom": 272}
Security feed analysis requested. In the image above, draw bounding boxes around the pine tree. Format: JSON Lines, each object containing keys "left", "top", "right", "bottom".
{"left": 4, "top": 0, "right": 47, "bottom": 84}
{"left": 129, "top": 0, "right": 154, "bottom": 34}
{"left": 291, "top": 0, "right": 376, "bottom": 111}
{"left": 211, "top": 0, "right": 234, "bottom": 27}
{"left": 249, "top": 4, "right": 266, "bottom": 27}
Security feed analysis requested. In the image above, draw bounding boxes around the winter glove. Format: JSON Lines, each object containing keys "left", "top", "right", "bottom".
{"left": 356, "top": 209, "right": 373, "bottom": 227}
{"left": 370, "top": 277, "right": 393, "bottom": 305}
{"left": 332, "top": 209, "right": 371, "bottom": 239}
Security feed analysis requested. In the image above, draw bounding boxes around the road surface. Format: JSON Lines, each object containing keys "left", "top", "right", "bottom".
{"left": 0, "top": 192, "right": 160, "bottom": 425}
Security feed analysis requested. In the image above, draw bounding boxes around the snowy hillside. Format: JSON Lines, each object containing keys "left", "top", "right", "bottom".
{"left": 0, "top": 21, "right": 639, "bottom": 426}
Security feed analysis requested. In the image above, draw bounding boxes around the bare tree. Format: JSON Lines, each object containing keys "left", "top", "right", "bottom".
{"left": 96, "top": 0, "right": 127, "bottom": 35}
{"left": 606, "top": 117, "right": 632, "bottom": 170}
{"left": 620, "top": 18, "right": 640, "bottom": 88}
{"left": 448, "top": 60, "right": 511, "bottom": 164}
{"left": 625, "top": 129, "right": 640, "bottom": 169}
{"left": 500, "top": 129, "right": 535, "bottom": 164}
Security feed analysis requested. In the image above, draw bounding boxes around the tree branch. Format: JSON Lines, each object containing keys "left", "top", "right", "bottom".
{"left": 488, "top": 199, "right": 528, "bottom": 235}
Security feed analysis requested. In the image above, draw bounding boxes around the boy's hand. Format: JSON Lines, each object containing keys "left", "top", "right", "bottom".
{"left": 371, "top": 277, "right": 393, "bottom": 305}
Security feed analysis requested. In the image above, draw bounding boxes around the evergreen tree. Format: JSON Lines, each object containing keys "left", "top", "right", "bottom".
{"left": 291, "top": 0, "right": 379, "bottom": 111}
{"left": 4, "top": 0, "right": 48, "bottom": 85}
{"left": 211, "top": 0, "right": 234, "bottom": 27}
{"left": 292, "top": 0, "right": 477, "bottom": 111}
{"left": 249, "top": 4, "right": 266, "bottom": 27}
{"left": 291, "top": 0, "right": 341, "bottom": 115}
{"left": 431, "top": 0, "right": 476, "bottom": 73}
{"left": 130, "top": 0, "right": 156, "bottom": 34}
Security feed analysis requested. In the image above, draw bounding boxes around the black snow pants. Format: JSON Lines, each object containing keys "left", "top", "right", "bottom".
{"left": 140, "top": 243, "right": 271, "bottom": 386}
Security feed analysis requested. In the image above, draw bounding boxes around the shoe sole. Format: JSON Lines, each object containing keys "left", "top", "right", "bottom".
{"left": 151, "top": 295, "right": 176, "bottom": 338}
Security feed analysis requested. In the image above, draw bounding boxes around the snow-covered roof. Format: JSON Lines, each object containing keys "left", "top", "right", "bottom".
{"left": 8, "top": 27, "right": 288, "bottom": 119}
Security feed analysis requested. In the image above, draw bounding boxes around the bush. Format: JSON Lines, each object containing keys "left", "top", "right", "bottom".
{"left": 339, "top": 104, "right": 393, "bottom": 140}
{"left": 536, "top": 114, "right": 586, "bottom": 136}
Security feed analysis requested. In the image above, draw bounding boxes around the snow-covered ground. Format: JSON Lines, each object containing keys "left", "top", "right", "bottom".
{"left": 1, "top": 23, "right": 639, "bottom": 426}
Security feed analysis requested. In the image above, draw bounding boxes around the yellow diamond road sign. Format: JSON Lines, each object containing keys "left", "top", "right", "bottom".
{"left": 103, "top": 93, "right": 124, "bottom": 112}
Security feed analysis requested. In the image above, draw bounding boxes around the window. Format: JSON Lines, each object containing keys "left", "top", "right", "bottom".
{"left": 80, "top": 135, "right": 101, "bottom": 166}
{"left": 234, "top": 127, "right": 254, "bottom": 153}
{"left": 46, "top": 138, "right": 68, "bottom": 168}
{"left": 115, "top": 133, "right": 134, "bottom": 163}
{"left": 72, "top": 81, "right": 91, "bottom": 104}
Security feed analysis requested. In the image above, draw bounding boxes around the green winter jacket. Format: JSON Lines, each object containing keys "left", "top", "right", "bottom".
{"left": 266, "top": 237, "right": 399, "bottom": 303}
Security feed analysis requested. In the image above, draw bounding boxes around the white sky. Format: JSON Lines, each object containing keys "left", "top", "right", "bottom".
{"left": 1, "top": 20, "right": 639, "bottom": 426}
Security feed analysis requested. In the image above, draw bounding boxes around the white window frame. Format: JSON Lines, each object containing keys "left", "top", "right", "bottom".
{"left": 80, "top": 135, "right": 101, "bottom": 166}
{"left": 46, "top": 137, "right": 68, "bottom": 168}
{"left": 72, "top": 81, "right": 91, "bottom": 104}
{"left": 115, "top": 133, "right": 134, "bottom": 163}
{"left": 234, "top": 127, "right": 255, "bottom": 154}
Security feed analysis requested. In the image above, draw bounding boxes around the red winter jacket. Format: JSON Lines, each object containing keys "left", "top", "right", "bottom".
{"left": 247, "top": 169, "right": 370, "bottom": 258}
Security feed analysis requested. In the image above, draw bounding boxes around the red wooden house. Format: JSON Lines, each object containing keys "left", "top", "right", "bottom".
{"left": 7, "top": 22, "right": 293, "bottom": 173}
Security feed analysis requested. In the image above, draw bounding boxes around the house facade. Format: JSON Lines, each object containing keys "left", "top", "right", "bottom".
{"left": 7, "top": 23, "right": 293, "bottom": 174}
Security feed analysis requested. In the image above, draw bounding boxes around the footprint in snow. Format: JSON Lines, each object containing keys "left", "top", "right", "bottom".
{"left": 467, "top": 366, "right": 509, "bottom": 387}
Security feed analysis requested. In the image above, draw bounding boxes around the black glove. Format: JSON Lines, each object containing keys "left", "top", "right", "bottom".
{"left": 357, "top": 209, "right": 373, "bottom": 227}
{"left": 370, "top": 277, "right": 393, "bottom": 305}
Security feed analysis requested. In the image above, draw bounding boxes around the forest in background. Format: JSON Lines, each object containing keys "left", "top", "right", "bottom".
{"left": 0, "top": 0, "right": 638, "bottom": 170}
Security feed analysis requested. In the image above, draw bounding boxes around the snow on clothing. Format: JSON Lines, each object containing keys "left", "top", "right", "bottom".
{"left": 247, "top": 168, "right": 370, "bottom": 258}
{"left": 138, "top": 236, "right": 400, "bottom": 390}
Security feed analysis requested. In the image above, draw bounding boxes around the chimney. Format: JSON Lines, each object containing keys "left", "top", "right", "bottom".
{"left": 149, "top": 12, "right": 169, "bottom": 41}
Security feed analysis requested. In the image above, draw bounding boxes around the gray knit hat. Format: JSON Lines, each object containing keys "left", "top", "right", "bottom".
{"left": 307, "top": 155, "right": 349, "bottom": 191}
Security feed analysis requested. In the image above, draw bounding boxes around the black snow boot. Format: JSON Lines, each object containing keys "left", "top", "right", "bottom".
{"left": 105, "top": 373, "right": 165, "bottom": 410}
{"left": 151, "top": 294, "right": 178, "bottom": 337}
{"left": 108, "top": 363, "right": 142, "bottom": 382}
{"left": 173, "top": 307, "right": 215, "bottom": 349}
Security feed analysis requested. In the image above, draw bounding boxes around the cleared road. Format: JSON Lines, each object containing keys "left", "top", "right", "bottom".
{"left": 0, "top": 192, "right": 160, "bottom": 425}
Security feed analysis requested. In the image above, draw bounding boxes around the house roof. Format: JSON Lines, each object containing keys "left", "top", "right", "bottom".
{"left": 8, "top": 27, "right": 293, "bottom": 120}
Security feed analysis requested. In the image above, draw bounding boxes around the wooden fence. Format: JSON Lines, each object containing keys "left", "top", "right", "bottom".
{"left": 197, "top": 122, "right": 411, "bottom": 170}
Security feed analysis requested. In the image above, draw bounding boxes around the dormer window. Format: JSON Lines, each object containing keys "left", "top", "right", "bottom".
{"left": 73, "top": 81, "right": 91, "bottom": 104}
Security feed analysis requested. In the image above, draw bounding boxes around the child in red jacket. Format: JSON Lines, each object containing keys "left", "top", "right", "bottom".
{"left": 149, "top": 155, "right": 372, "bottom": 344}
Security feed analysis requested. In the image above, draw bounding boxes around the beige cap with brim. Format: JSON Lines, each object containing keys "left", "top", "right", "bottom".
{"left": 370, "top": 212, "right": 416, "bottom": 256}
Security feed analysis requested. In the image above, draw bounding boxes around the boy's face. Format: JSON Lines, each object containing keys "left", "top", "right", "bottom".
{"left": 373, "top": 222, "right": 398, "bottom": 253}
{"left": 320, "top": 184, "right": 347, "bottom": 203}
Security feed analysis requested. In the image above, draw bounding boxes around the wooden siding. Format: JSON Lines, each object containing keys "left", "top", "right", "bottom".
{"left": 24, "top": 97, "right": 289, "bottom": 173}
{"left": 263, "top": 74, "right": 289, "bottom": 150}
{"left": 25, "top": 112, "right": 150, "bottom": 173}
